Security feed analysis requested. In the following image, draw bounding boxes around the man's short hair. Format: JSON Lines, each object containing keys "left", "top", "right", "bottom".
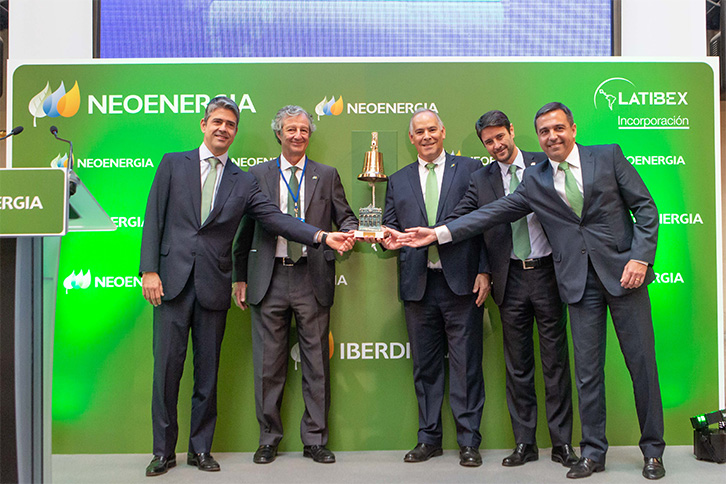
{"left": 534, "top": 102, "right": 575, "bottom": 128}
{"left": 409, "top": 108, "right": 444, "bottom": 136}
{"left": 204, "top": 96, "right": 240, "bottom": 124}
{"left": 475, "top": 110, "right": 511, "bottom": 138}
{"left": 271, "top": 105, "right": 316, "bottom": 144}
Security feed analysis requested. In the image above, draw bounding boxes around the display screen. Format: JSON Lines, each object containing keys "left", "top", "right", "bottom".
{"left": 98, "top": 0, "right": 613, "bottom": 58}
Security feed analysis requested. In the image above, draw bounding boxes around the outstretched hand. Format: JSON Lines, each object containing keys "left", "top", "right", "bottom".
{"left": 325, "top": 231, "right": 356, "bottom": 255}
{"left": 402, "top": 227, "right": 438, "bottom": 247}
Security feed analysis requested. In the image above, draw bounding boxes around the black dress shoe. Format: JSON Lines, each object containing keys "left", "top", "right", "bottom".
{"left": 303, "top": 445, "right": 336, "bottom": 463}
{"left": 253, "top": 444, "right": 278, "bottom": 464}
{"left": 459, "top": 446, "right": 482, "bottom": 467}
{"left": 552, "top": 444, "right": 580, "bottom": 467}
{"left": 145, "top": 455, "right": 176, "bottom": 477}
{"left": 187, "top": 452, "right": 220, "bottom": 472}
{"left": 642, "top": 457, "right": 665, "bottom": 480}
{"left": 502, "top": 443, "right": 538, "bottom": 467}
{"left": 566, "top": 457, "right": 605, "bottom": 479}
{"left": 404, "top": 443, "right": 443, "bottom": 463}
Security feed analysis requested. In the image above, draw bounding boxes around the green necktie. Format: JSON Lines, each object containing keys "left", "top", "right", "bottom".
{"left": 425, "top": 162, "right": 440, "bottom": 263}
{"left": 509, "top": 164, "right": 531, "bottom": 260}
{"left": 558, "top": 161, "right": 583, "bottom": 217}
{"left": 287, "top": 165, "right": 303, "bottom": 262}
{"left": 200, "top": 157, "right": 219, "bottom": 223}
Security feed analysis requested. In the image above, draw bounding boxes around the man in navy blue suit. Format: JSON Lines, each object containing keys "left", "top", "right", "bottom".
{"left": 139, "top": 96, "right": 353, "bottom": 477}
{"left": 404, "top": 102, "right": 665, "bottom": 480}
{"left": 449, "top": 110, "right": 577, "bottom": 469}
{"left": 381, "top": 109, "right": 487, "bottom": 467}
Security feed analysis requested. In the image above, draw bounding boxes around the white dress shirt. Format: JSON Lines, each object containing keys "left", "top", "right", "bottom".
{"left": 275, "top": 154, "right": 307, "bottom": 258}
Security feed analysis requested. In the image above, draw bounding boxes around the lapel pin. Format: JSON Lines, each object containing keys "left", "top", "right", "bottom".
{"left": 451, "top": 163, "right": 455, "bottom": 167}
{"left": 312, "top": 175, "right": 318, "bottom": 180}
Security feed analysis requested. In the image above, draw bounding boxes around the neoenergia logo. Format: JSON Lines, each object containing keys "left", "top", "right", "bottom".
{"left": 314, "top": 96, "right": 343, "bottom": 119}
{"left": 29, "top": 81, "right": 81, "bottom": 127}
{"left": 63, "top": 270, "right": 91, "bottom": 293}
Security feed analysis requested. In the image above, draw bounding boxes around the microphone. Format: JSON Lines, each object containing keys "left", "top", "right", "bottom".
{"left": 49, "top": 125, "right": 78, "bottom": 196}
{"left": 0, "top": 126, "right": 24, "bottom": 141}
{"left": 49, "top": 125, "right": 74, "bottom": 171}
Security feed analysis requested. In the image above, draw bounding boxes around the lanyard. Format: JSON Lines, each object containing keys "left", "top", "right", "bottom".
{"left": 277, "top": 157, "right": 307, "bottom": 220}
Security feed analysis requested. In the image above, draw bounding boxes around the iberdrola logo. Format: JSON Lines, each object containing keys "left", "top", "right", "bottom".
{"left": 28, "top": 81, "right": 81, "bottom": 127}
{"left": 314, "top": 95, "right": 343, "bottom": 120}
{"left": 63, "top": 270, "right": 91, "bottom": 294}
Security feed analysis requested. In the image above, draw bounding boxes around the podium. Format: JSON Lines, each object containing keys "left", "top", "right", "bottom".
{"left": 0, "top": 169, "right": 114, "bottom": 483}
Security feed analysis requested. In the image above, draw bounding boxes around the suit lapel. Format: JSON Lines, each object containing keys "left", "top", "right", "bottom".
{"left": 186, "top": 151, "right": 203, "bottom": 226}
{"left": 437, "top": 153, "right": 456, "bottom": 222}
{"left": 487, "top": 161, "right": 505, "bottom": 199}
{"left": 303, "top": 158, "right": 319, "bottom": 214}
{"left": 261, "top": 158, "right": 281, "bottom": 206}
{"left": 405, "top": 162, "right": 428, "bottom": 222}
{"left": 577, "top": 144, "right": 595, "bottom": 217}
{"left": 203, "top": 159, "right": 238, "bottom": 226}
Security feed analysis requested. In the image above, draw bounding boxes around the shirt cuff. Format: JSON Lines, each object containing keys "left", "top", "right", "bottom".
{"left": 631, "top": 259, "right": 648, "bottom": 266}
{"left": 435, "top": 225, "right": 452, "bottom": 245}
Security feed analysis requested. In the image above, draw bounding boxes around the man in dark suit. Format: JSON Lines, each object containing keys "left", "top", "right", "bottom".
{"left": 140, "top": 97, "right": 354, "bottom": 477}
{"left": 232, "top": 105, "right": 358, "bottom": 465}
{"left": 403, "top": 102, "right": 665, "bottom": 480}
{"left": 381, "top": 109, "right": 487, "bottom": 467}
{"left": 449, "top": 110, "right": 577, "bottom": 468}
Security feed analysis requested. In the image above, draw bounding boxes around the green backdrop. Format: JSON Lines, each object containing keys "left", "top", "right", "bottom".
{"left": 8, "top": 59, "right": 722, "bottom": 454}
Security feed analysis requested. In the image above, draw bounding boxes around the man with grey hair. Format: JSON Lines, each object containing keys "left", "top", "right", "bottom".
{"left": 380, "top": 108, "right": 487, "bottom": 467}
{"left": 141, "top": 98, "right": 354, "bottom": 476}
{"left": 233, "top": 105, "right": 358, "bottom": 464}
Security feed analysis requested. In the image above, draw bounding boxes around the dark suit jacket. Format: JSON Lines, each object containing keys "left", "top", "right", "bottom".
{"left": 449, "top": 150, "right": 548, "bottom": 306}
{"left": 140, "top": 149, "right": 319, "bottom": 311}
{"left": 233, "top": 158, "right": 358, "bottom": 307}
{"left": 383, "top": 153, "right": 485, "bottom": 301}
{"left": 447, "top": 144, "right": 658, "bottom": 304}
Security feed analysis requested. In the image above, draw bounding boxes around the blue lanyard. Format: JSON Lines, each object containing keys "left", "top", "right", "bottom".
{"left": 277, "top": 157, "right": 307, "bottom": 219}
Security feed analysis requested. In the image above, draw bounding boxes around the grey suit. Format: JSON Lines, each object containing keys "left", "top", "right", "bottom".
{"left": 446, "top": 144, "right": 664, "bottom": 462}
{"left": 140, "top": 149, "right": 319, "bottom": 456}
{"left": 233, "top": 157, "right": 357, "bottom": 446}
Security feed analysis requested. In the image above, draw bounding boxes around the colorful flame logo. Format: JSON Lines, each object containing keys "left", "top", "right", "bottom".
{"left": 28, "top": 81, "right": 81, "bottom": 127}
{"left": 50, "top": 153, "right": 69, "bottom": 169}
{"left": 314, "top": 96, "right": 343, "bottom": 120}
{"left": 63, "top": 270, "right": 91, "bottom": 294}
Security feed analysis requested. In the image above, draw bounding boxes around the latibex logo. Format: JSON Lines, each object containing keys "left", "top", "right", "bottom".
{"left": 63, "top": 270, "right": 91, "bottom": 293}
{"left": 593, "top": 77, "right": 688, "bottom": 111}
{"left": 315, "top": 96, "right": 344, "bottom": 119}
{"left": 29, "top": 81, "right": 81, "bottom": 127}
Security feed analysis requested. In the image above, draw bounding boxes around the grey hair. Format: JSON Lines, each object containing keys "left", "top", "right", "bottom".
{"left": 204, "top": 96, "right": 240, "bottom": 124}
{"left": 409, "top": 108, "right": 444, "bottom": 135}
{"left": 271, "top": 105, "right": 316, "bottom": 144}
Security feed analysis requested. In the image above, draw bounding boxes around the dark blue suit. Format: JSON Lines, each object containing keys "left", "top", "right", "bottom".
{"left": 383, "top": 153, "right": 486, "bottom": 447}
{"left": 446, "top": 144, "right": 664, "bottom": 462}
{"left": 140, "top": 149, "right": 319, "bottom": 456}
{"left": 450, "top": 151, "right": 573, "bottom": 447}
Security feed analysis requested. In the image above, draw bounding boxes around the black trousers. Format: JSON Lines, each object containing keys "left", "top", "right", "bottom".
{"left": 568, "top": 261, "right": 665, "bottom": 462}
{"left": 151, "top": 270, "right": 227, "bottom": 456}
{"left": 403, "top": 270, "right": 485, "bottom": 448}
{"left": 498, "top": 258, "right": 573, "bottom": 446}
